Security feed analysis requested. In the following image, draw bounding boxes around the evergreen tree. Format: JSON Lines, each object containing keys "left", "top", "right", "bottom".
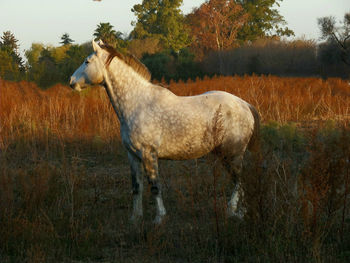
{"left": 1, "top": 31, "right": 20, "bottom": 53}
{"left": 0, "top": 49, "right": 20, "bottom": 80}
{"left": 236, "top": 0, "right": 294, "bottom": 41}
{"left": 0, "top": 31, "right": 24, "bottom": 79}
{"left": 131, "top": 0, "right": 190, "bottom": 52}
{"left": 60, "top": 33, "right": 74, "bottom": 46}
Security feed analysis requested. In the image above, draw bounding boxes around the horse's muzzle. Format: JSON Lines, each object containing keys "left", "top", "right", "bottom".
{"left": 69, "top": 77, "right": 82, "bottom": 91}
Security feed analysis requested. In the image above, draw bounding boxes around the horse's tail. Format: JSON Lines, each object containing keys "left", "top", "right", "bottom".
{"left": 247, "top": 104, "right": 260, "bottom": 152}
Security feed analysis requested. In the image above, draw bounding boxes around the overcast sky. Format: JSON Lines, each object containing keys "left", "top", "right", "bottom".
{"left": 0, "top": 0, "right": 349, "bottom": 56}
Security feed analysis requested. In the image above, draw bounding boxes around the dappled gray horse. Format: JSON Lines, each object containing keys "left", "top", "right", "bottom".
{"left": 70, "top": 40, "right": 260, "bottom": 224}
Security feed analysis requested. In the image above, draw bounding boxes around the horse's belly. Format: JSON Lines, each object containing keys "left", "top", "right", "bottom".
{"left": 158, "top": 139, "right": 212, "bottom": 160}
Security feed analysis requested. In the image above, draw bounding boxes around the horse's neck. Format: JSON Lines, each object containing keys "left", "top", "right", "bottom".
{"left": 103, "top": 59, "right": 151, "bottom": 122}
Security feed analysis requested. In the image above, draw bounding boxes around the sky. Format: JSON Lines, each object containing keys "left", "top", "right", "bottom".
{"left": 0, "top": 0, "right": 349, "bottom": 57}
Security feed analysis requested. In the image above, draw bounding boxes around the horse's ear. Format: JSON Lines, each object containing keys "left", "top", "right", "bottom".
{"left": 92, "top": 40, "right": 102, "bottom": 53}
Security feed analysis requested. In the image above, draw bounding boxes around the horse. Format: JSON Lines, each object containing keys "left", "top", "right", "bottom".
{"left": 69, "top": 40, "right": 260, "bottom": 224}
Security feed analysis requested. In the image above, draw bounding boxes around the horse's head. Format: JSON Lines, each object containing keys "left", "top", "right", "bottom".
{"left": 69, "top": 40, "right": 107, "bottom": 91}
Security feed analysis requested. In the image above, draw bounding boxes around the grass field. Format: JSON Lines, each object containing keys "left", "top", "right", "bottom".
{"left": 1, "top": 76, "right": 350, "bottom": 262}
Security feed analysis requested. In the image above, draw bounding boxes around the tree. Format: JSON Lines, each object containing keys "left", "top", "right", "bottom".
{"left": 25, "top": 43, "right": 45, "bottom": 83}
{"left": 1, "top": 31, "right": 20, "bottom": 53}
{"left": 61, "top": 44, "right": 92, "bottom": 81}
{"left": 318, "top": 12, "right": 350, "bottom": 67}
{"left": 0, "top": 31, "right": 24, "bottom": 79}
{"left": 141, "top": 48, "right": 203, "bottom": 81}
{"left": 37, "top": 48, "right": 62, "bottom": 87}
{"left": 0, "top": 49, "right": 20, "bottom": 80}
{"left": 128, "top": 37, "right": 162, "bottom": 58}
{"left": 1, "top": 31, "right": 24, "bottom": 68}
{"left": 93, "top": 22, "right": 118, "bottom": 46}
{"left": 131, "top": 0, "right": 190, "bottom": 52}
{"left": 236, "top": 0, "right": 294, "bottom": 42}
{"left": 187, "top": 0, "right": 248, "bottom": 73}
{"left": 188, "top": 0, "right": 248, "bottom": 54}
{"left": 60, "top": 33, "right": 74, "bottom": 46}
{"left": 25, "top": 43, "right": 44, "bottom": 67}
{"left": 142, "top": 52, "right": 172, "bottom": 81}
{"left": 25, "top": 42, "right": 92, "bottom": 88}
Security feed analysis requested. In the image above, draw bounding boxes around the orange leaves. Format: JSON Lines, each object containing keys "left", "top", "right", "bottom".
{"left": 188, "top": 0, "right": 248, "bottom": 57}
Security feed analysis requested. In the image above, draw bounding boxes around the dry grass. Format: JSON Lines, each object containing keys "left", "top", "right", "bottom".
{"left": 0, "top": 79, "right": 120, "bottom": 151}
{"left": 1, "top": 77, "right": 350, "bottom": 262}
{"left": 2, "top": 76, "right": 350, "bottom": 148}
{"left": 168, "top": 75, "right": 350, "bottom": 124}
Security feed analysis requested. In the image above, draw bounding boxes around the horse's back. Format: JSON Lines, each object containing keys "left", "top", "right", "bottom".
{"left": 191, "top": 91, "right": 254, "bottom": 125}
{"left": 187, "top": 90, "right": 251, "bottom": 109}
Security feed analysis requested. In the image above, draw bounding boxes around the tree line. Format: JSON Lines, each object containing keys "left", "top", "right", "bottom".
{"left": 0, "top": 0, "right": 349, "bottom": 88}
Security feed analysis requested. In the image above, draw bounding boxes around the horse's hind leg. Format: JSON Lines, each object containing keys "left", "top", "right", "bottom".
{"left": 222, "top": 155, "right": 245, "bottom": 218}
{"left": 142, "top": 149, "right": 166, "bottom": 224}
{"left": 128, "top": 152, "right": 144, "bottom": 223}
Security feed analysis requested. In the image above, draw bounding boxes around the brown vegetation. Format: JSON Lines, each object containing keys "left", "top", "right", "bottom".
{"left": 169, "top": 75, "right": 350, "bottom": 124}
{"left": 0, "top": 79, "right": 119, "bottom": 148}
{"left": 2, "top": 75, "right": 349, "bottom": 148}
{"left": 1, "top": 77, "right": 350, "bottom": 262}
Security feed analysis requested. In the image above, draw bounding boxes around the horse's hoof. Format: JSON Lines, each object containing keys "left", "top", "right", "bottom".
{"left": 228, "top": 210, "right": 244, "bottom": 220}
{"left": 227, "top": 206, "right": 245, "bottom": 220}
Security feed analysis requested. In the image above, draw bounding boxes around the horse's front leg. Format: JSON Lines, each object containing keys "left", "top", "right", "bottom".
{"left": 128, "top": 152, "right": 144, "bottom": 223}
{"left": 142, "top": 149, "right": 166, "bottom": 224}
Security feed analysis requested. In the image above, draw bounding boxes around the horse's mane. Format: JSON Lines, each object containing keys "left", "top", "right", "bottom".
{"left": 101, "top": 44, "right": 151, "bottom": 82}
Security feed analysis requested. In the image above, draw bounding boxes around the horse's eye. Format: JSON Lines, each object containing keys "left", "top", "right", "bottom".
{"left": 85, "top": 60, "right": 89, "bottom": 65}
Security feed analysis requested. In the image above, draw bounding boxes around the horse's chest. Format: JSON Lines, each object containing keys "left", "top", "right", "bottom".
{"left": 120, "top": 126, "right": 132, "bottom": 149}
{"left": 120, "top": 124, "right": 141, "bottom": 153}
{"left": 120, "top": 121, "right": 160, "bottom": 153}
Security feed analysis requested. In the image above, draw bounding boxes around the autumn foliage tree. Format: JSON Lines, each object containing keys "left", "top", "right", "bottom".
{"left": 188, "top": 0, "right": 248, "bottom": 73}
{"left": 188, "top": 0, "right": 248, "bottom": 58}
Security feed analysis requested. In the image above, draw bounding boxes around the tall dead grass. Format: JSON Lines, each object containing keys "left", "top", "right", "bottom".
{"left": 1, "top": 77, "right": 350, "bottom": 262}
{"left": 2, "top": 76, "right": 350, "bottom": 149}
{"left": 168, "top": 75, "right": 350, "bottom": 124}
{"left": 0, "top": 79, "right": 120, "bottom": 152}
